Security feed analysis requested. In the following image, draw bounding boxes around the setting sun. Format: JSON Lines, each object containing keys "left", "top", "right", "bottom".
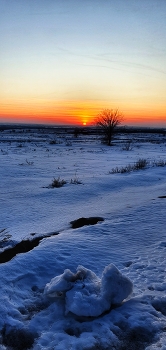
{"left": 0, "top": 1, "right": 166, "bottom": 127}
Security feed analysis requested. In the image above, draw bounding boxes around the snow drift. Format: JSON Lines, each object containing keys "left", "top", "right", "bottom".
{"left": 44, "top": 263, "right": 133, "bottom": 317}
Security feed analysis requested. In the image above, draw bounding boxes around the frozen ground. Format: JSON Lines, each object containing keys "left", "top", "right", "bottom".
{"left": 0, "top": 125, "right": 166, "bottom": 349}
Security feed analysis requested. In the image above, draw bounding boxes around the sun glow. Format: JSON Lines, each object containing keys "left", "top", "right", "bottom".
{"left": 0, "top": 99, "right": 103, "bottom": 125}
{"left": 0, "top": 97, "right": 166, "bottom": 127}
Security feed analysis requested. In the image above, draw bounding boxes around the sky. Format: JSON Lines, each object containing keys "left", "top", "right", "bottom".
{"left": 0, "top": 0, "right": 166, "bottom": 127}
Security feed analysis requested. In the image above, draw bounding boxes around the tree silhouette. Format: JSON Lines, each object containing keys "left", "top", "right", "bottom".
{"left": 96, "top": 109, "right": 123, "bottom": 146}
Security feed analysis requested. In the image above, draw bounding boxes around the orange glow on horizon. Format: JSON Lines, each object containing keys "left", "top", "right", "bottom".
{"left": 0, "top": 99, "right": 104, "bottom": 125}
{"left": 0, "top": 98, "right": 165, "bottom": 127}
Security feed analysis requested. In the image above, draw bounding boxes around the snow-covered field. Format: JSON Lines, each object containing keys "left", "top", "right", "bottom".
{"left": 0, "top": 126, "right": 166, "bottom": 349}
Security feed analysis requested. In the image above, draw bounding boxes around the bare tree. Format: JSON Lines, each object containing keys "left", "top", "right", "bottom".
{"left": 96, "top": 108, "right": 123, "bottom": 146}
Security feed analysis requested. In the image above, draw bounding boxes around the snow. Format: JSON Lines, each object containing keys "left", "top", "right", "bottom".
{"left": 0, "top": 126, "right": 166, "bottom": 349}
{"left": 44, "top": 264, "right": 133, "bottom": 317}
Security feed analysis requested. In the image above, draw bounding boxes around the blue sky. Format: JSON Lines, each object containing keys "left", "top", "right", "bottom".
{"left": 0, "top": 0, "right": 166, "bottom": 125}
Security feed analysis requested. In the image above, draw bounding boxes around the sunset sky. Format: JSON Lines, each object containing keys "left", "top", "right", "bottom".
{"left": 0, "top": 0, "right": 166, "bottom": 126}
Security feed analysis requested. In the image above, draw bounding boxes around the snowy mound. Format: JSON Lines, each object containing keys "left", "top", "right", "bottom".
{"left": 44, "top": 263, "right": 133, "bottom": 317}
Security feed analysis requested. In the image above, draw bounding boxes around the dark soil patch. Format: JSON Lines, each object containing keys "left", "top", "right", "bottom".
{"left": 0, "top": 216, "right": 104, "bottom": 263}
{"left": 70, "top": 216, "right": 104, "bottom": 229}
{"left": 0, "top": 232, "right": 59, "bottom": 264}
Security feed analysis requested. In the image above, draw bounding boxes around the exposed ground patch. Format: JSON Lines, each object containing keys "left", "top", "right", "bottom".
{"left": 70, "top": 216, "right": 104, "bottom": 229}
{"left": 0, "top": 232, "right": 59, "bottom": 264}
{"left": 0, "top": 217, "right": 104, "bottom": 263}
